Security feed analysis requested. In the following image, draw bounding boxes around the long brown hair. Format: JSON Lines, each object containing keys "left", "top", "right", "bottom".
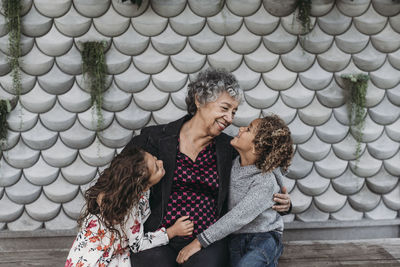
{"left": 253, "top": 115, "right": 294, "bottom": 173}
{"left": 77, "top": 147, "right": 149, "bottom": 239}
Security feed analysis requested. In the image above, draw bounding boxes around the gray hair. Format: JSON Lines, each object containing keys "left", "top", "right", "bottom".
{"left": 185, "top": 68, "right": 242, "bottom": 115}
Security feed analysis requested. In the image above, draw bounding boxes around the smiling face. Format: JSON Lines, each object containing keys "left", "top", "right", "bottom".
{"left": 195, "top": 91, "right": 239, "bottom": 137}
{"left": 230, "top": 118, "right": 261, "bottom": 153}
{"left": 145, "top": 152, "right": 165, "bottom": 188}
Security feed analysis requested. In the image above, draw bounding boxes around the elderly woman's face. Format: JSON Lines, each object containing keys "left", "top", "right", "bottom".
{"left": 196, "top": 91, "right": 239, "bottom": 137}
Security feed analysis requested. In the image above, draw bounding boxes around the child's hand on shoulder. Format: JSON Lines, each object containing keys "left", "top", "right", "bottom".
{"left": 166, "top": 216, "right": 194, "bottom": 239}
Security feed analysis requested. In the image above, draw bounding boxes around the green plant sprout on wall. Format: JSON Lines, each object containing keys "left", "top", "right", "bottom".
{"left": 81, "top": 41, "right": 108, "bottom": 132}
{"left": 296, "top": 0, "right": 312, "bottom": 34}
{"left": 0, "top": 99, "right": 12, "bottom": 147}
{"left": 341, "top": 74, "right": 369, "bottom": 162}
{"left": 2, "top": 0, "right": 23, "bottom": 96}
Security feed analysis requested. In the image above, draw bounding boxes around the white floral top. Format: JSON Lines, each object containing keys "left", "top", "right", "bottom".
{"left": 65, "top": 190, "right": 169, "bottom": 267}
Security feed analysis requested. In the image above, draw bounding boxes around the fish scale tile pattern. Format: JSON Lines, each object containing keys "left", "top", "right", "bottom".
{"left": 0, "top": 0, "right": 399, "bottom": 231}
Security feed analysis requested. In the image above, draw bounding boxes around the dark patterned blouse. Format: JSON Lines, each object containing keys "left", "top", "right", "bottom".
{"left": 161, "top": 140, "right": 220, "bottom": 238}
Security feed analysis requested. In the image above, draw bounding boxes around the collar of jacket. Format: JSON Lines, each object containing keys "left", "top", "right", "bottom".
{"left": 156, "top": 114, "right": 234, "bottom": 219}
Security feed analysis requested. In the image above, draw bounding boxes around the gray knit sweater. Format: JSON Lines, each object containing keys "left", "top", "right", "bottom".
{"left": 197, "top": 156, "right": 284, "bottom": 248}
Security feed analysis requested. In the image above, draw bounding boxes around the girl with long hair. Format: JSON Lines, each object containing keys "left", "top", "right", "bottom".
{"left": 65, "top": 147, "right": 194, "bottom": 267}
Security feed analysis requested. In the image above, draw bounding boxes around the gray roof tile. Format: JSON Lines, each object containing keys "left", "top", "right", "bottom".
{"left": 208, "top": 43, "right": 242, "bottom": 72}
{"left": 75, "top": 25, "right": 112, "bottom": 46}
{"left": 244, "top": 82, "right": 278, "bottom": 109}
{"left": 58, "top": 83, "right": 91, "bottom": 113}
{"left": 43, "top": 174, "right": 79, "bottom": 203}
{"left": 383, "top": 152, "right": 400, "bottom": 176}
{"left": 335, "top": 24, "right": 369, "bottom": 54}
{"left": 80, "top": 139, "right": 115, "bottom": 167}
{"left": 171, "top": 44, "right": 206, "bottom": 74}
{"left": 262, "top": 98, "right": 296, "bottom": 124}
{"left": 36, "top": 25, "right": 73, "bottom": 56}
{"left": 290, "top": 185, "right": 313, "bottom": 213}
{"left": 24, "top": 157, "right": 59, "bottom": 186}
{"left": 41, "top": 138, "right": 77, "bottom": 168}
{"left": 25, "top": 193, "right": 61, "bottom": 221}
{"left": 350, "top": 115, "right": 384, "bottom": 142}
{"left": 7, "top": 211, "right": 42, "bottom": 231}
{"left": 188, "top": 0, "right": 222, "bottom": 17}
{"left": 33, "top": 0, "right": 71, "bottom": 18}
{"left": 231, "top": 64, "right": 261, "bottom": 91}
{"left": 286, "top": 151, "right": 313, "bottom": 179}
{"left": 0, "top": 130, "right": 19, "bottom": 151}
{"left": 262, "top": 24, "right": 297, "bottom": 54}
{"left": 296, "top": 202, "right": 329, "bottom": 222}
{"left": 44, "top": 209, "right": 77, "bottom": 230}
{"left": 21, "top": 5, "right": 52, "bottom": 37}
{"left": 317, "top": 43, "right": 351, "bottom": 72}
{"left": 281, "top": 11, "right": 316, "bottom": 35}
{"left": 314, "top": 150, "right": 348, "bottom": 178}
{"left": 370, "top": 96, "right": 400, "bottom": 125}
{"left": 297, "top": 133, "right": 330, "bottom": 161}
{"left": 366, "top": 168, "right": 399, "bottom": 194}
{"left": 332, "top": 134, "right": 366, "bottom": 161}
{"left": 262, "top": 61, "right": 297, "bottom": 90}
{"left": 21, "top": 122, "right": 58, "bottom": 150}
{"left": 63, "top": 191, "right": 85, "bottom": 219}
{"left": 153, "top": 99, "right": 187, "bottom": 125}
{"left": 227, "top": 0, "right": 261, "bottom": 16}
{"left": 20, "top": 83, "right": 56, "bottom": 113}
{"left": 189, "top": 24, "right": 224, "bottom": 54}
{"left": 74, "top": 0, "right": 110, "bottom": 18}
{"left": 297, "top": 169, "right": 330, "bottom": 196}
{"left": 152, "top": 26, "right": 187, "bottom": 55}
{"left": 0, "top": 69, "right": 36, "bottom": 95}
{"left": 0, "top": 52, "right": 9, "bottom": 75}
{"left": 318, "top": 6, "right": 351, "bottom": 35}
{"left": 115, "top": 99, "right": 151, "bottom": 130}
{"left": 94, "top": 7, "right": 130, "bottom": 37}
{"left": 333, "top": 104, "right": 353, "bottom": 126}
{"left": 102, "top": 82, "right": 131, "bottom": 112}
{"left": 301, "top": 24, "right": 333, "bottom": 54}
{"left": 153, "top": 64, "right": 188, "bottom": 92}
{"left": 208, "top": 7, "right": 242, "bottom": 36}
{"left": 388, "top": 49, "right": 400, "bottom": 74}
{"left": 104, "top": 45, "right": 131, "bottom": 75}
{"left": 281, "top": 43, "right": 315, "bottom": 73}
{"left": 372, "top": 0, "right": 400, "bottom": 17}
{"left": 244, "top": 45, "right": 279, "bottom": 73}
{"left": 332, "top": 168, "right": 364, "bottom": 195}
{"left": 40, "top": 102, "right": 76, "bottom": 131}
{"left": 370, "top": 60, "right": 400, "bottom": 89}
{"left": 98, "top": 120, "right": 132, "bottom": 148}
{"left": 353, "top": 43, "right": 386, "bottom": 72}
{"left": 353, "top": 5, "right": 387, "bottom": 35}
{"left": 54, "top": 6, "right": 91, "bottom": 37}
{"left": 316, "top": 80, "right": 346, "bottom": 108}
{"left": 367, "top": 132, "right": 399, "bottom": 160}
{"left": 389, "top": 15, "right": 400, "bottom": 33}
{"left": 336, "top": 0, "right": 370, "bottom": 17}
{"left": 152, "top": 0, "right": 186, "bottom": 17}
{"left": 314, "top": 184, "right": 347, "bottom": 212}
{"left": 59, "top": 120, "right": 95, "bottom": 149}
{"left": 171, "top": 87, "right": 188, "bottom": 110}
{"left": 134, "top": 81, "right": 169, "bottom": 110}
{"left": 244, "top": 5, "right": 279, "bottom": 36}
{"left": 132, "top": 7, "right": 168, "bottom": 36}
{"left": 133, "top": 44, "right": 169, "bottom": 74}
{"left": 78, "top": 108, "right": 113, "bottom": 131}
{"left": 0, "top": 12, "right": 6, "bottom": 37}
{"left": 371, "top": 24, "right": 400, "bottom": 53}
{"left": 0, "top": 33, "right": 34, "bottom": 56}
{"left": 111, "top": 0, "right": 149, "bottom": 17}
{"left": 349, "top": 150, "right": 382, "bottom": 177}
{"left": 299, "top": 97, "right": 331, "bottom": 126}
{"left": 5, "top": 140, "right": 40, "bottom": 168}
{"left": 38, "top": 65, "right": 75, "bottom": 95}
{"left": 287, "top": 115, "right": 314, "bottom": 144}
{"left": 0, "top": 158, "right": 21, "bottom": 187}
{"left": 7, "top": 103, "right": 38, "bottom": 131}
{"left": 56, "top": 44, "right": 83, "bottom": 75}
{"left": 0, "top": 195, "right": 23, "bottom": 222}
{"left": 232, "top": 101, "right": 260, "bottom": 127}
{"left": 5, "top": 175, "right": 41, "bottom": 204}
{"left": 113, "top": 26, "right": 149, "bottom": 56}
{"left": 382, "top": 183, "right": 400, "bottom": 210}
{"left": 385, "top": 119, "right": 400, "bottom": 142}
{"left": 263, "top": 0, "right": 296, "bottom": 17}
{"left": 315, "top": 116, "right": 348, "bottom": 143}
{"left": 330, "top": 201, "right": 363, "bottom": 221}
{"left": 21, "top": 45, "right": 54, "bottom": 75}
{"left": 226, "top": 24, "right": 261, "bottom": 54}
{"left": 114, "top": 63, "right": 150, "bottom": 93}
{"left": 169, "top": 5, "right": 205, "bottom": 36}
{"left": 299, "top": 63, "right": 333, "bottom": 90}
{"left": 364, "top": 82, "right": 386, "bottom": 107}
{"left": 365, "top": 200, "right": 398, "bottom": 220}
{"left": 61, "top": 156, "right": 97, "bottom": 185}
{"left": 348, "top": 183, "right": 381, "bottom": 211}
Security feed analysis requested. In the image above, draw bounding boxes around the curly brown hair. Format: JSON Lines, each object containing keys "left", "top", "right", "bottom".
{"left": 253, "top": 115, "right": 294, "bottom": 173}
{"left": 77, "top": 147, "right": 150, "bottom": 240}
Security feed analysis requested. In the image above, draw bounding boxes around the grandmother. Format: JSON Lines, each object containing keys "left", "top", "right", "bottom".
{"left": 122, "top": 68, "right": 291, "bottom": 267}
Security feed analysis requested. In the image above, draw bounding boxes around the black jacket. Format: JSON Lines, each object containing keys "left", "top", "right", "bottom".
{"left": 122, "top": 115, "right": 236, "bottom": 232}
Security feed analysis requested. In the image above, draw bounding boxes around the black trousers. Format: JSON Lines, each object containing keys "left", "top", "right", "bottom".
{"left": 130, "top": 237, "right": 229, "bottom": 267}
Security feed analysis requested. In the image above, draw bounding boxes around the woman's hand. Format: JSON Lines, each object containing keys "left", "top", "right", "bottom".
{"left": 176, "top": 238, "right": 202, "bottom": 264}
{"left": 272, "top": 186, "right": 291, "bottom": 212}
{"left": 166, "top": 216, "right": 194, "bottom": 239}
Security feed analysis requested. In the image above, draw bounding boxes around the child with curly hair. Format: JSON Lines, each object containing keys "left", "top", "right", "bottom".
{"left": 65, "top": 147, "right": 194, "bottom": 267}
{"left": 177, "top": 114, "right": 294, "bottom": 267}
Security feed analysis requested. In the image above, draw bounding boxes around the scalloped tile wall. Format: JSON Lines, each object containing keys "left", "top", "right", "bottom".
{"left": 0, "top": 0, "right": 399, "bottom": 231}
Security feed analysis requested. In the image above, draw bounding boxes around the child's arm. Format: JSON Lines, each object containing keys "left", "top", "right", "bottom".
{"left": 166, "top": 216, "right": 194, "bottom": 239}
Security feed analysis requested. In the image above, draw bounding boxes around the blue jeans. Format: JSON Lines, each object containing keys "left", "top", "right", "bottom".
{"left": 229, "top": 231, "right": 283, "bottom": 267}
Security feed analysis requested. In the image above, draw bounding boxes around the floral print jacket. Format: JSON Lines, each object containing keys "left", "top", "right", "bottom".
{"left": 65, "top": 190, "right": 169, "bottom": 267}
